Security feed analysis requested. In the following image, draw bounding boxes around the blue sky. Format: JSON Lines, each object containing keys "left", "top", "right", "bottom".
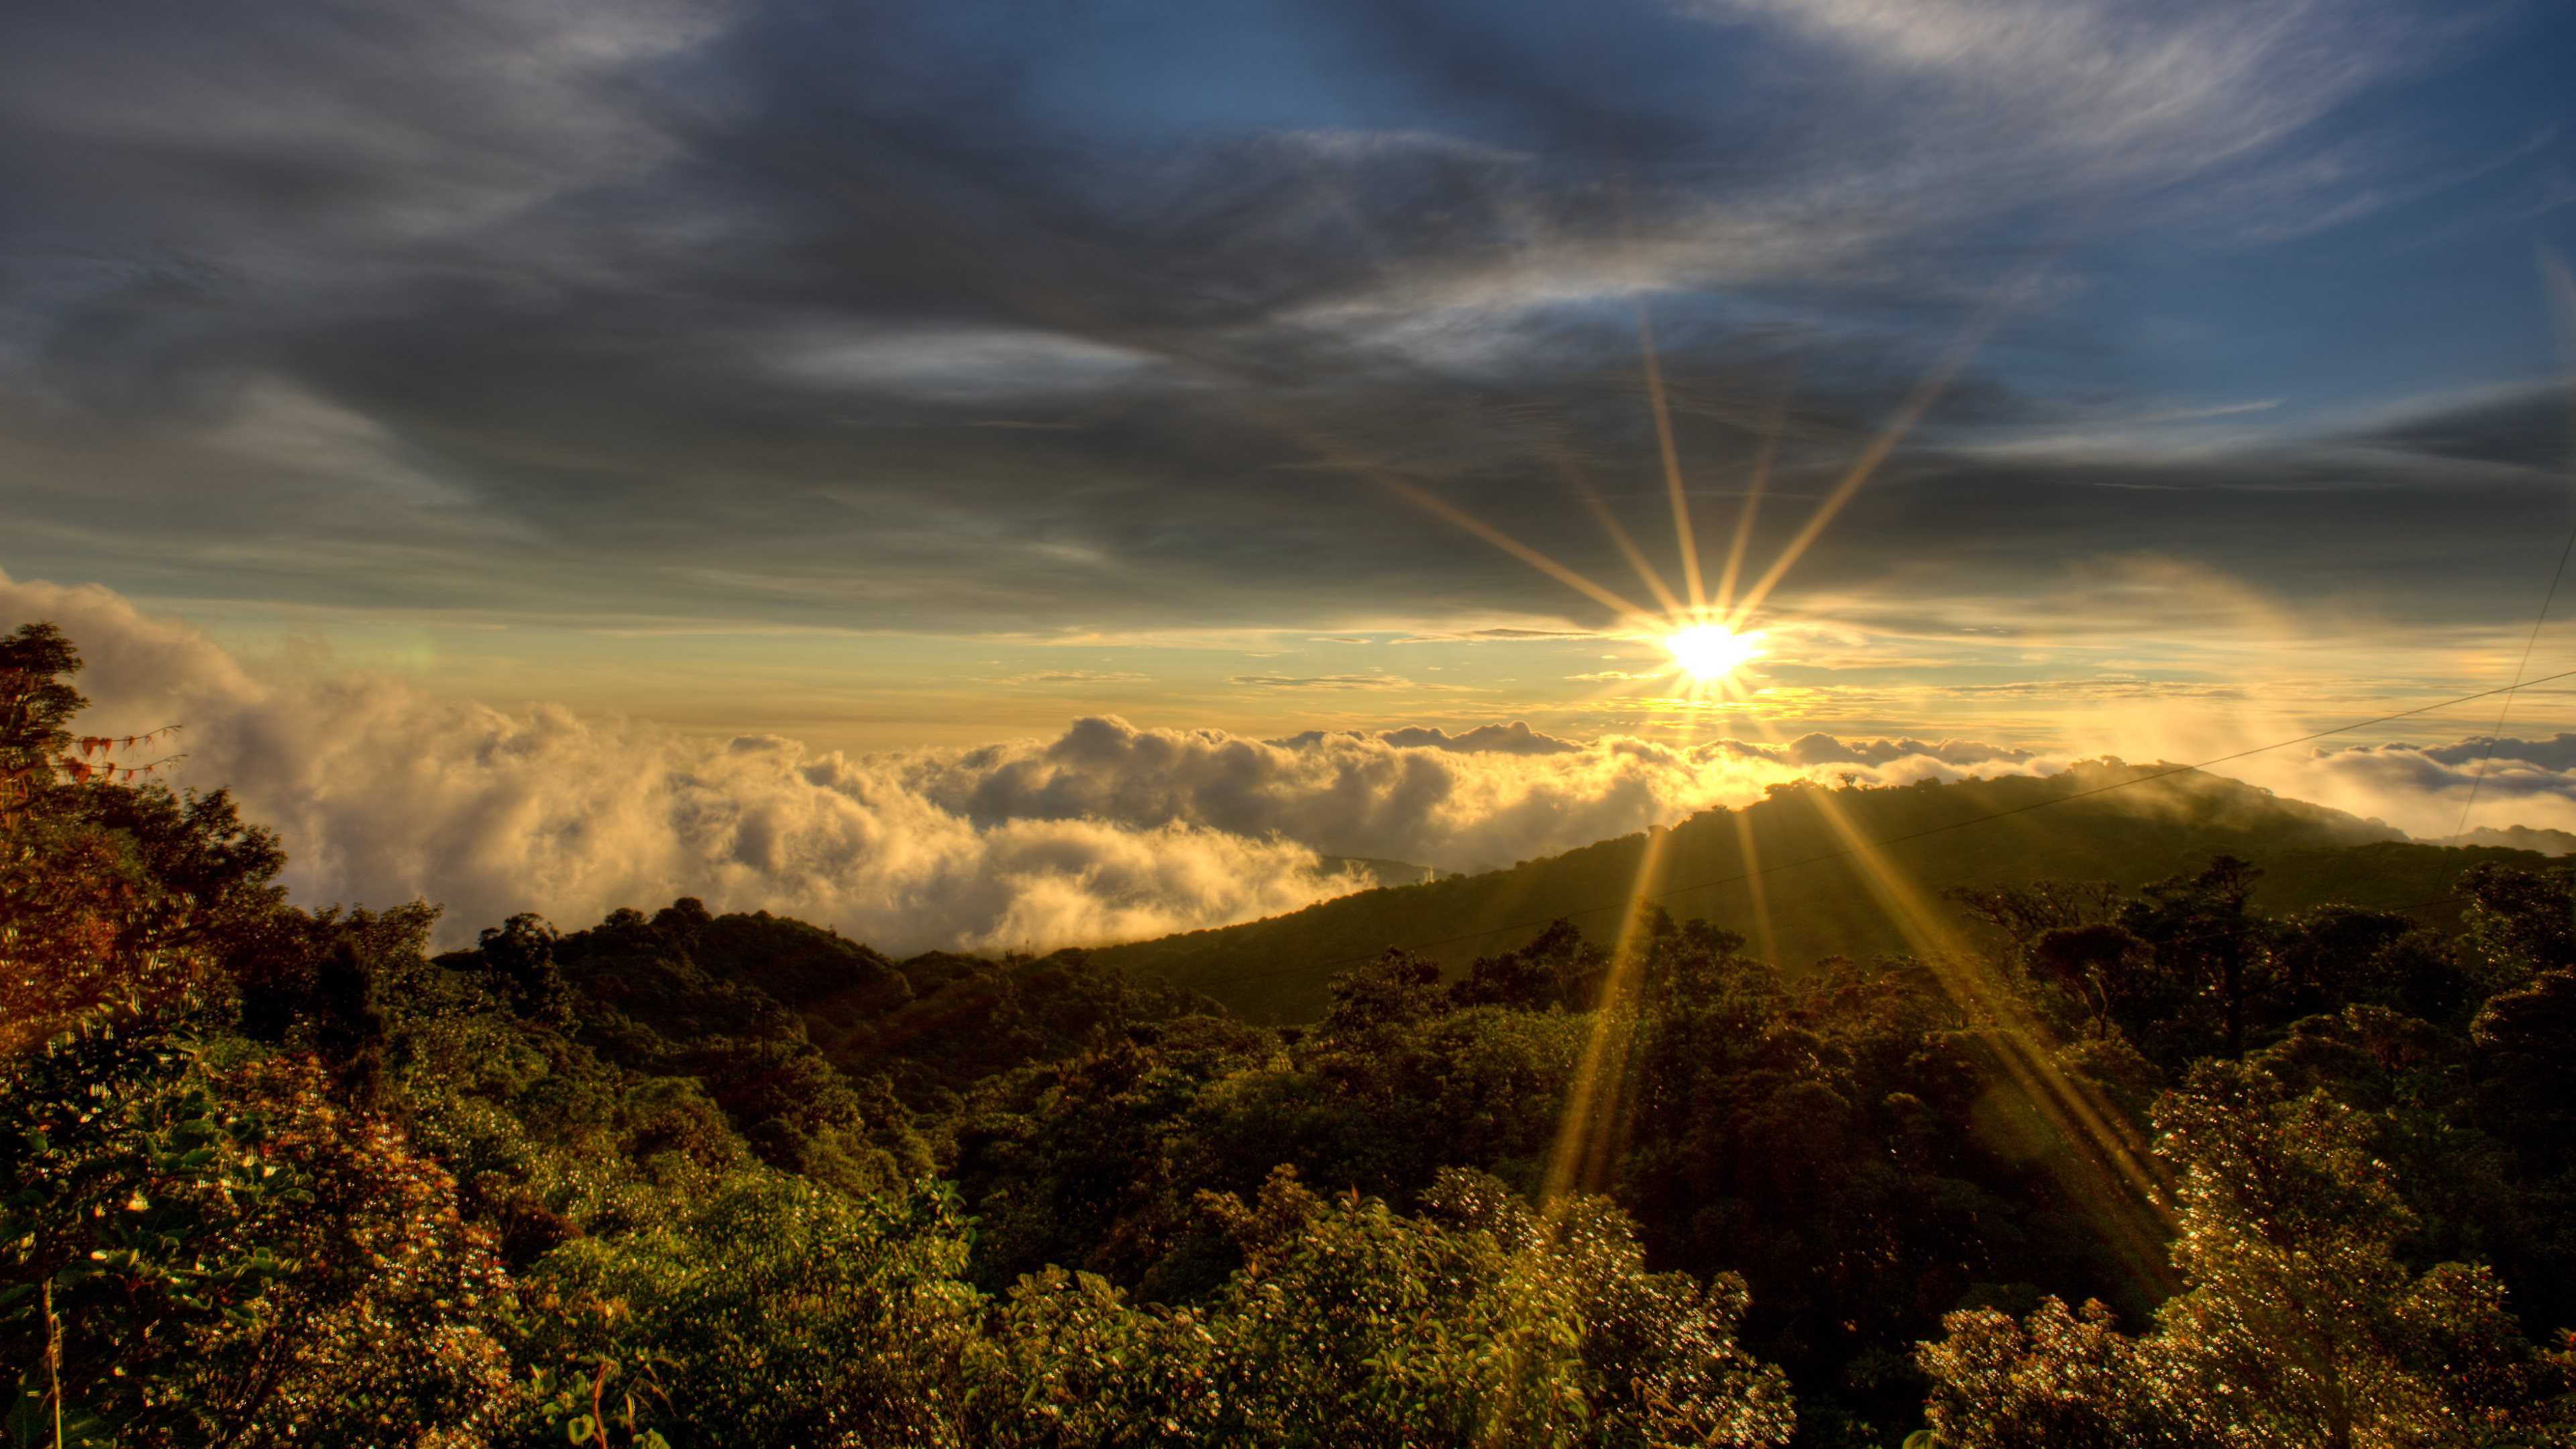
{"left": 3, "top": 0, "right": 2573, "bottom": 753}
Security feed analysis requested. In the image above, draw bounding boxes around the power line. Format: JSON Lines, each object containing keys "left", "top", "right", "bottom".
{"left": 2447, "top": 513, "right": 2576, "bottom": 846}
{"left": 1216, "top": 665, "right": 2576, "bottom": 986}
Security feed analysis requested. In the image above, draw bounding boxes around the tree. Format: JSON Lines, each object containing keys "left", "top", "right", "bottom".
{"left": 0, "top": 623, "right": 85, "bottom": 831}
{"left": 1946, "top": 880, "right": 2125, "bottom": 960}
{"left": 2455, "top": 863, "right": 2576, "bottom": 985}
{"left": 1319, "top": 948, "right": 1447, "bottom": 1038}
{"left": 1915, "top": 1061, "right": 2570, "bottom": 1448}
{"left": 2124, "top": 857, "right": 2270, "bottom": 1061}
{"left": 1448, "top": 920, "right": 1609, "bottom": 1012}
{"left": 1913, "top": 1296, "right": 2192, "bottom": 1449}
{"left": 2, "top": 1039, "right": 515, "bottom": 1445}
{"left": 479, "top": 912, "right": 572, "bottom": 1025}
{"left": 515, "top": 1175, "right": 983, "bottom": 1446}
{"left": 2028, "top": 923, "right": 2154, "bottom": 1034}
{"left": 963, "top": 1167, "right": 1796, "bottom": 1448}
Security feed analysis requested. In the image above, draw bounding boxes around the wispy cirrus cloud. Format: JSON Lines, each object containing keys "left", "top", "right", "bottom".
{"left": 0, "top": 0, "right": 2561, "bottom": 724}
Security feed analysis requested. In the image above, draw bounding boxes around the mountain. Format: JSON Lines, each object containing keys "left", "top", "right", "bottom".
{"left": 2453, "top": 824, "right": 2576, "bottom": 856}
{"left": 1315, "top": 854, "right": 1454, "bottom": 888}
{"left": 1094, "top": 761, "right": 2552, "bottom": 1022}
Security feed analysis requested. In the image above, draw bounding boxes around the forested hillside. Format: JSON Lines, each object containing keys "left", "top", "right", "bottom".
{"left": 14, "top": 619, "right": 2576, "bottom": 1446}
{"left": 1097, "top": 765, "right": 2534, "bottom": 1021}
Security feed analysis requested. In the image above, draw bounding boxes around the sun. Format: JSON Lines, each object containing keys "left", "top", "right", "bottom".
{"left": 1662, "top": 623, "right": 1764, "bottom": 682}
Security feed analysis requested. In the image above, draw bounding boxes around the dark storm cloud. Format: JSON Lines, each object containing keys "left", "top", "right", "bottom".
{"left": 2349, "top": 386, "right": 2573, "bottom": 473}
{"left": 1, "top": 0, "right": 2566, "bottom": 634}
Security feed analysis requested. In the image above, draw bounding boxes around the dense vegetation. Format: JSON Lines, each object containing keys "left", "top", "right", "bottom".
{"left": 11, "top": 619, "right": 2576, "bottom": 1446}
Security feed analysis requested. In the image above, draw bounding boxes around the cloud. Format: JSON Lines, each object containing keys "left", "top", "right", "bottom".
{"left": 775, "top": 326, "right": 1159, "bottom": 401}
{"left": 1770, "top": 733, "right": 2039, "bottom": 767}
{"left": 26, "top": 575, "right": 2576, "bottom": 959}
{"left": 1398, "top": 628, "right": 1625, "bottom": 643}
{"left": 5, "top": 574, "right": 2078, "bottom": 943}
{"left": 1002, "top": 670, "right": 1152, "bottom": 684}
{"left": 1705, "top": 0, "right": 2406, "bottom": 186}
{"left": 2416, "top": 735, "right": 2576, "bottom": 771}
{"left": 891, "top": 715, "right": 2074, "bottom": 875}
{"left": 4, "top": 572, "right": 1365, "bottom": 953}
{"left": 1228, "top": 674, "right": 1438, "bottom": 690}
{"left": 1, "top": 0, "right": 2538, "bottom": 649}
{"left": 1369, "top": 722, "right": 1583, "bottom": 755}
{"left": 2222, "top": 737, "right": 2576, "bottom": 842}
{"left": 0, "top": 0, "right": 727, "bottom": 250}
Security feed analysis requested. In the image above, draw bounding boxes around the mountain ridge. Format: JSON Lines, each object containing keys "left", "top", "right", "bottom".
{"left": 1095, "top": 761, "right": 2553, "bottom": 1020}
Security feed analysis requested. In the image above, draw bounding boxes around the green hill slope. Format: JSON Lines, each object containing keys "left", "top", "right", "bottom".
{"left": 1093, "top": 762, "right": 2549, "bottom": 1021}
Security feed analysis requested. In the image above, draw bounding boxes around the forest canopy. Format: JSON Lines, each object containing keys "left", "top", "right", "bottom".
{"left": 10, "top": 619, "right": 2576, "bottom": 1446}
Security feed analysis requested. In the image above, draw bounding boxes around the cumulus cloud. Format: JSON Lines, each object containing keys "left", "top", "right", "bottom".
{"left": 1771, "top": 733, "right": 2042, "bottom": 767}
{"left": 1366, "top": 722, "right": 1583, "bottom": 756}
{"left": 890, "top": 717, "right": 2065, "bottom": 875}
{"left": 4, "top": 574, "right": 2082, "bottom": 949}
{"left": 2225, "top": 738, "right": 2576, "bottom": 843}
{"left": 25, "top": 574, "right": 2576, "bottom": 959}
{"left": 2414, "top": 734, "right": 2576, "bottom": 771}
{"left": 4, "top": 573, "right": 1362, "bottom": 954}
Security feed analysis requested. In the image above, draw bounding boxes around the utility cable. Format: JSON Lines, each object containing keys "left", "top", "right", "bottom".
{"left": 2446, "top": 516, "right": 2576, "bottom": 847}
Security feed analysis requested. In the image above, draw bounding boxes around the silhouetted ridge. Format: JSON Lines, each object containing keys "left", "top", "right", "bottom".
{"left": 1094, "top": 763, "right": 2536, "bottom": 1020}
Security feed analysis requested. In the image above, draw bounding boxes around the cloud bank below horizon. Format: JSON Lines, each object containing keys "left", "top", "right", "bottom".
{"left": 15, "top": 572, "right": 2576, "bottom": 954}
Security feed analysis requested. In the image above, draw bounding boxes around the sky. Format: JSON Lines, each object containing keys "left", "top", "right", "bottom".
{"left": 5, "top": 0, "right": 2576, "bottom": 946}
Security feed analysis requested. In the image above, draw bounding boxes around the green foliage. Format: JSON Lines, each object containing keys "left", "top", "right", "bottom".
{"left": 22, "top": 620, "right": 2576, "bottom": 1447}
{"left": 2155, "top": 1063, "right": 2556, "bottom": 1442}
{"left": 0, "top": 623, "right": 87, "bottom": 833}
{"left": 1917, "top": 1060, "right": 2576, "bottom": 1448}
{"left": 2456, "top": 861, "right": 2576, "bottom": 981}
{"left": 1912, "top": 1297, "right": 2187, "bottom": 1448}
{"left": 959, "top": 1167, "right": 1793, "bottom": 1448}
{"left": 1, "top": 1032, "right": 515, "bottom": 1445}
{"left": 516, "top": 1176, "right": 982, "bottom": 1446}
{"left": 480, "top": 912, "right": 574, "bottom": 1026}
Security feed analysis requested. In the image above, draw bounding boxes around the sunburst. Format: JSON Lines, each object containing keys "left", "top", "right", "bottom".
{"left": 1352, "top": 268, "right": 2171, "bottom": 1318}
{"left": 1660, "top": 621, "right": 1764, "bottom": 684}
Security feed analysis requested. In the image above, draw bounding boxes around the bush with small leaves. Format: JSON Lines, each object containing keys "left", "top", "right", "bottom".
{"left": 959, "top": 1167, "right": 1796, "bottom": 1449}
{"left": 512, "top": 1174, "right": 983, "bottom": 1447}
{"left": 1916, "top": 1061, "right": 2575, "bottom": 1448}
{"left": 3, "top": 1034, "right": 515, "bottom": 1446}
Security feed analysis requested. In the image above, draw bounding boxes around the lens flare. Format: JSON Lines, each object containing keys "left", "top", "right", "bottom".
{"left": 1662, "top": 623, "right": 1763, "bottom": 682}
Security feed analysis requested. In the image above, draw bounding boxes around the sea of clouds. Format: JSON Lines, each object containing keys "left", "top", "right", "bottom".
{"left": 13, "top": 570, "right": 2576, "bottom": 955}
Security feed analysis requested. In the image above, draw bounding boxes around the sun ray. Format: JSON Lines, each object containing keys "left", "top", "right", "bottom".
{"left": 1729, "top": 806, "right": 1778, "bottom": 968}
{"left": 1728, "top": 337, "right": 1986, "bottom": 627}
{"left": 1538, "top": 824, "right": 1674, "bottom": 1204}
{"left": 1794, "top": 786, "right": 2178, "bottom": 1295}
{"left": 1714, "top": 372, "right": 1794, "bottom": 618}
{"left": 1556, "top": 447, "right": 1686, "bottom": 616}
{"left": 1728, "top": 260, "right": 2050, "bottom": 629}
{"left": 1636, "top": 303, "right": 1709, "bottom": 611}
{"left": 1342, "top": 460, "right": 1662, "bottom": 629}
